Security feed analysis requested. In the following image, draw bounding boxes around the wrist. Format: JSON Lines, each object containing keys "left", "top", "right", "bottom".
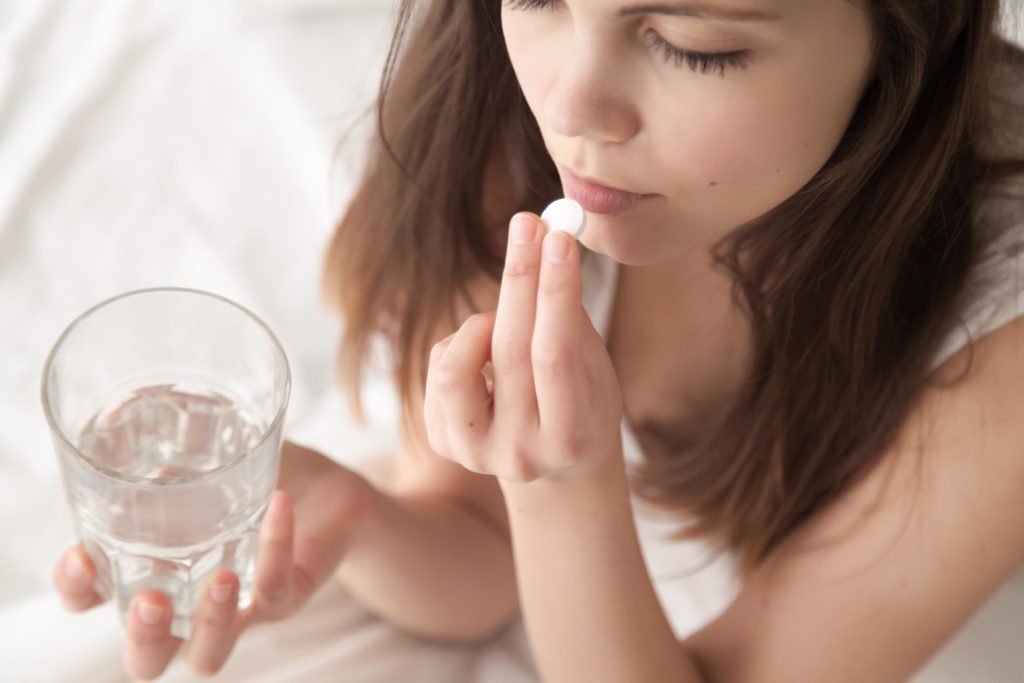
{"left": 498, "top": 440, "right": 627, "bottom": 506}
{"left": 340, "top": 469, "right": 382, "bottom": 551}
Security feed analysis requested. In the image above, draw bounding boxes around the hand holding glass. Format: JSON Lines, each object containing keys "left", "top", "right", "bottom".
{"left": 42, "top": 288, "right": 290, "bottom": 639}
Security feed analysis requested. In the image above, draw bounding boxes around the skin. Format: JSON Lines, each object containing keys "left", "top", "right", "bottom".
{"left": 501, "top": 0, "right": 875, "bottom": 267}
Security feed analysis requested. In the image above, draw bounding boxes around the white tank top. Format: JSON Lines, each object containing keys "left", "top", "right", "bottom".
{"left": 578, "top": 211, "right": 1024, "bottom": 681}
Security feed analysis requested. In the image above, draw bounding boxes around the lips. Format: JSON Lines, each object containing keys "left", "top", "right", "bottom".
{"left": 557, "top": 165, "right": 658, "bottom": 215}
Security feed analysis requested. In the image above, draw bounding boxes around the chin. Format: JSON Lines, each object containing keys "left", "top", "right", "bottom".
{"left": 578, "top": 215, "right": 676, "bottom": 267}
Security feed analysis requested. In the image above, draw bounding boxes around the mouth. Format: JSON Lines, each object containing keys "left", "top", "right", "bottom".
{"left": 556, "top": 165, "right": 659, "bottom": 215}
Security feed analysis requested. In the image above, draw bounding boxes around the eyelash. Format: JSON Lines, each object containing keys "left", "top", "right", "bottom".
{"left": 502, "top": 0, "right": 751, "bottom": 77}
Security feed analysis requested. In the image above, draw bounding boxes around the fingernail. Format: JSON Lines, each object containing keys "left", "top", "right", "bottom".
{"left": 510, "top": 214, "right": 536, "bottom": 245}
{"left": 137, "top": 602, "right": 165, "bottom": 626}
{"left": 209, "top": 583, "right": 234, "bottom": 604}
{"left": 543, "top": 231, "right": 571, "bottom": 262}
{"left": 269, "top": 491, "right": 288, "bottom": 518}
{"left": 64, "top": 552, "right": 89, "bottom": 583}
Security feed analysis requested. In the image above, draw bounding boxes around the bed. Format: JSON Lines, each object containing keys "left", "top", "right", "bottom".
{"left": 0, "top": 1, "right": 539, "bottom": 680}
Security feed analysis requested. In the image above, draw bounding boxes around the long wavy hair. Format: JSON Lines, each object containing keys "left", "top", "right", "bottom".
{"left": 322, "top": 0, "right": 1024, "bottom": 576}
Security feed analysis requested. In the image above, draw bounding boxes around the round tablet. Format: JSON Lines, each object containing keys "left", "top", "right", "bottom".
{"left": 540, "top": 198, "right": 586, "bottom": 239}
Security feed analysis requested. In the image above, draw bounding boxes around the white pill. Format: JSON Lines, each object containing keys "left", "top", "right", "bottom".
{"left": 540, "top": 198, "right": 586, "bottom": 239}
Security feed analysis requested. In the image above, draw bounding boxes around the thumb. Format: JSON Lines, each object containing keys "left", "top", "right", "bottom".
{"left": 250, "top": 491, "right": 297, "bottom": 621}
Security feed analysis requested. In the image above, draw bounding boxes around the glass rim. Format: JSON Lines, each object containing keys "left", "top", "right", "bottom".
{"left": 40, "top": 286, "right": 292, "bottom": 487}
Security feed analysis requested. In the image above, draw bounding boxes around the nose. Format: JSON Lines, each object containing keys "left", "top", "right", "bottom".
{"left": 542, "top": 41, "right": 641, "bottom": 144}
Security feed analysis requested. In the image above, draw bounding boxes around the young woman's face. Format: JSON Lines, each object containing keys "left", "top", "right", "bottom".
{"left": 501, "top": 0, "right": 875, "bottom": 265}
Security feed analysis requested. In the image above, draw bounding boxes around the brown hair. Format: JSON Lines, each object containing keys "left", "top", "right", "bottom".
{"left": 322, "top": 0, "right": 1024, "bottom": 576}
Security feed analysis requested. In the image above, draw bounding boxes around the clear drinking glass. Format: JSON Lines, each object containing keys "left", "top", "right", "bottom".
{"left": 41, "top": 287, "right": 291, "bottom": 639}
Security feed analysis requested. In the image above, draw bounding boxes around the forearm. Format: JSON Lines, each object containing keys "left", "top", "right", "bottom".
{"left": 499, "top": 448, "right": 706, "bottom": 683}
{"left": 334, "top": 484, "right": 519, "bottom": 644}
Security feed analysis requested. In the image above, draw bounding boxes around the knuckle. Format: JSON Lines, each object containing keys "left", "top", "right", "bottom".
{"left": 572, "top": 434, "right": 592, "bottom": 460}
{"left": 540, "top": 276, "right": 571, "bottom": 297}
{"left": 260, "top": 515, "right": 291, "bottom": 545}
{"left": 129, "top": 627, "right": 166, "bottom": 648}
{"left": 462, "top": 446, "right": 489, "bottom": 472}
{"left": 444, "top": 434, "right": 480, "bottom": 471}
{"left": 492, "top": 337, "right": 530, "bottom": 368}
{"left": 455, "top": 453, "right": 486, "bottom": 475}
{"left": 257, "top": 575, "right": 290, "bottom": 604}
{"left": 196, "top": 605, "right": 233, "bottom": 631}
{"left": 531, "top": 348, "right": 574, "bottom": 378}
{"left": 561, "top": 430, "right": 590, "bottom": 462}
{"left": 502, "top": 260, "right": 533, "bottom": 279}
{"left": 434, "top": 365, "right": 461, "bottom": 393}
{"left": 501, "top": 445, "right": 535, "bottom": 482}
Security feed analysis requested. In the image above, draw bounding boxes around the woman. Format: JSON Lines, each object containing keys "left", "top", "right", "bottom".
{"left": 55, "top": 0, "right": 1024, "bottom": 680}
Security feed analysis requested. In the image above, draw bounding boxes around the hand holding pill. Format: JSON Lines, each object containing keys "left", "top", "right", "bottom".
{"left": 422, "top": 199, "right": 625, "bottom": 483}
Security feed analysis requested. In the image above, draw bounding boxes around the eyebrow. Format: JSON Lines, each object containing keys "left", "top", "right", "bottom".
{"left": 618, "top": 2, "right": 783, "bottom": 22}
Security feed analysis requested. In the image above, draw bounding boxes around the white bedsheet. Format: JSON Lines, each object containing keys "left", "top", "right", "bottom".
{"left": 0, "top": 1, "right": 538, "bottom": 680}
{"left": 5, "top": 2, "right": 1022, "bottom": 682}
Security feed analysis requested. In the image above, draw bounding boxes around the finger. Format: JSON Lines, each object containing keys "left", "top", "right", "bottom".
{"left": 251, "top": 490, "right": 295, "bottom": 621}
{"left": 423, "top": 335, "right": 455, "bottom": 457}
{"left": 185, "top": 569, "right": 244, "bottom": 677}
{"left": 427, "top": 314, "right": 495, "bottom": 463}
{"left": 52, "top": 547, "right": 105, "bottom": 612}
{"left": 492, "top": 212, "right": 544, "bottom": 432}
{"left": 431, "top": 331, "right": 455, "bottom": 356}
{"left": 533, "top": 230, "right": 588, "bottom": 438}
{"left": 123, "top": 590, "right": 183, "bottom": 681}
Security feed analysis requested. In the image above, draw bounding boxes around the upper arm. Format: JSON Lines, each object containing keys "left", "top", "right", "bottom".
{"left": 386, "top": 271, "right": 511, "bottom": 539}
{"left": 685, "top": 315, "right": 1024, "bottom": 683}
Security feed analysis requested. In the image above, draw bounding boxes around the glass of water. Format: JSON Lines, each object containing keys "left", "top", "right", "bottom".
{"left": 41, "top": 287, "right": 290, "bottom": 640}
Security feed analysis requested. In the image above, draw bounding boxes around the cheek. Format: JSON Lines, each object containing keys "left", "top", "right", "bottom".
{"left": 657, "top": 57, "right": 870, "bottom": 226}
{"left": 692, "top": 91, "right": 842, "bottom": 196}
{"left": 644, "top": 102, "right": 818, "bottom": 231}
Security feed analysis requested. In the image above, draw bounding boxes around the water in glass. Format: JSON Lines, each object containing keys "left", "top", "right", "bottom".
{"left": 73, "top": 383, "right": 272, "bottom": 639}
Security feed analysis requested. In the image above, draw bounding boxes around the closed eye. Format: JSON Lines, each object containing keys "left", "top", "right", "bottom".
{"left": 644, "top": 30, "right": 750, "bottom": 76}
{"left": 503, "top": 0, "right": 751, "bottom": 77}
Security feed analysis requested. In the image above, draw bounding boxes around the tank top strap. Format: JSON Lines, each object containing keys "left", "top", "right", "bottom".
{"left": 929, "top": 213, "right": 1024, "bottom": 373}
{"left": 580, "top": 245, "right": 621, "bottom": 343}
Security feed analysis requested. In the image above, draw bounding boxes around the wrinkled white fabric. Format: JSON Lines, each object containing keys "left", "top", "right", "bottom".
{"left": 0, "top": 2, "right": 538, "bottom": 681}
{"left": 2, "top": 1, "right": 1022, "bottom": 681}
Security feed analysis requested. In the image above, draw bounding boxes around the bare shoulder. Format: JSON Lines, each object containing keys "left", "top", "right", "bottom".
{"left": 684, "top": 315, "right": 1024, "bottom": 683}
